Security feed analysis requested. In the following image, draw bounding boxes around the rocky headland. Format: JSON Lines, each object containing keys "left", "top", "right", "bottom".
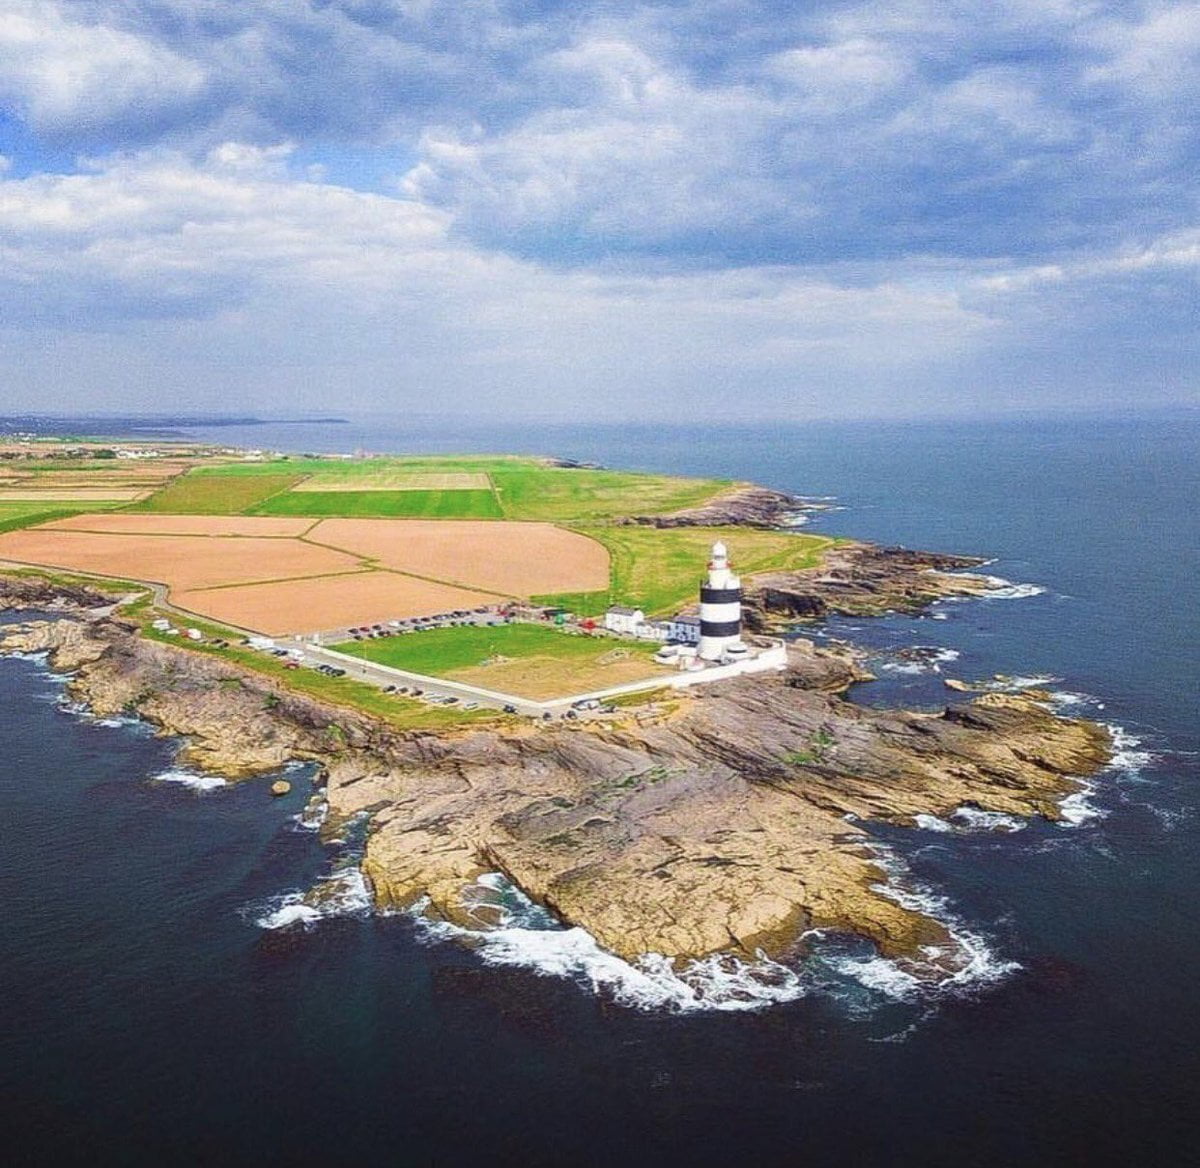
{"left": 743, "top": 542, "right": 992, "bottom": 625}
{"left": 0, "top": 560, "right": 1111, "bottom": 980}
{"left": 623, "top": 484, "right": 815, "bottom": 528}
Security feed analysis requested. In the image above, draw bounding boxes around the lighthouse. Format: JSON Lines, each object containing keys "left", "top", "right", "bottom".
{"left": 698, "top": 540, "right": 742, "bottom": 660}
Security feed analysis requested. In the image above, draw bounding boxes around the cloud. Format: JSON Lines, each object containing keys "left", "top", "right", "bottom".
{"left": 0, "top": 2, "right": 1194, "bottom": 417}
{"left": 0, "top": 1, "right": 206, "bottom": 136}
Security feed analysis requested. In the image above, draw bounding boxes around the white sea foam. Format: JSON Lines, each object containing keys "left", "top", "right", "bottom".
{"left": 827, "top": 847, "right": 1020, "bottom": 1000}
{"left": 914, "top": 814, "right": 954, "bottom": 833}
{"left": 977, "top": 574, "right": 1047, "bottom": 600}
{"left": 879, "top": 661, "right": 925, "bottom": 676}
{"left": 1103, "top": 724, "right": 1157, "bottom": 777}
{"left": 153, "top": 768, "right": 228, "bottom": 793}
{"left": 985, "top": 674, "right": 1061, "bottom": 691}
{"left": 1058, "top": 780, "right": 1106, "bottom": 826}
{"left": 412, "top": 875, "right": 808, "bottom": 1013}
{"left": 253, "top": 864, "right": 372, "bottom": 930}
{"left": 292, "top": 797, "right": 329, "bottom": 832}
{"left": 952, "top": 806, "right": 1026, "bottom": 833}
{"left": 915, "top": 807, "right": 1026, "bottom": 834}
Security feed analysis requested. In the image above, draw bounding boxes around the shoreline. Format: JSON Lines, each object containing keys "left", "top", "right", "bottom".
{"left": 0, "top": 557, "right": 1112, "bottom": 981}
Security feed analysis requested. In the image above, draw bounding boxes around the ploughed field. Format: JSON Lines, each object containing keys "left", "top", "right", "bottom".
{"left": 333, "top": 623, "right": 670, "bottom": 700}
{"left": 0, "top": 514, "right": 610, "bottom": 636}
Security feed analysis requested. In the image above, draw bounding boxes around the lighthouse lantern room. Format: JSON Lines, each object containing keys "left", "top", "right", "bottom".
{"left": 697, "top": 540, "right": 743, "bottom": 660}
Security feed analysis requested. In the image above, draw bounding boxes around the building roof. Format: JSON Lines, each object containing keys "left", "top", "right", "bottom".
{"left": 672, "top": 613, "right": 702, "bottom": 626}
{"left": 607, "top": 605, "right": 643, "bottom": 616}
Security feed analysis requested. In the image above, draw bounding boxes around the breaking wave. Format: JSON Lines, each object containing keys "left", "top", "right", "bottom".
{"left": 411, "top": 874, "right": 808, "bottom": 1013}
{"left": 152, "top": 768, "right": 228, "bottom": 794}
{"left": 252, "top": 864, "right": 372, "bottom": 931}
{"left": 824, "top": 847, "right": 1020, "bottom": 1001}
{"left": 978, "top": 574, "right": 1048, "bottom": 600}
{"left": 915, "top": 807, "right": 1026, "bottom": 834}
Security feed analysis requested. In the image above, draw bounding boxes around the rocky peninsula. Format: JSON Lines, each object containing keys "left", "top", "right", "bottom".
{"left": 0, "top": 551, "right": 1111, "bottom": 981}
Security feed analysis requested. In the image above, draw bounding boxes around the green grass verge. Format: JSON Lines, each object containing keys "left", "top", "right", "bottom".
{"left": 0, "top": 502, "right": 122, "bottom": 534}
{"left": 330, "top": 622, "right": 659, "bottom": 677}
{"left": 129, "top": 471, "right": 300, "bottom": 514}
{"left": 250, "top": 488, "right": 503, "bottom": 518}
{"left": 573, "top": 525, "right": 836, "bottom": 616}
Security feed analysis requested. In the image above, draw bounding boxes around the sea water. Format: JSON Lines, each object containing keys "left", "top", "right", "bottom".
{"left": 1, "top": 411, "right": 1197, "bottom": 1166}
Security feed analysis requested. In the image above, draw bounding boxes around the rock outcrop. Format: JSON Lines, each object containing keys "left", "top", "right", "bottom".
{"left": 743, "top": 542, "right": 992, "bottom": 625}
{"left": 0, "top": 608, "right": 1111, "bottom": 979}
{"left": 622, "top": 485, "right": 807, "bottom": 528}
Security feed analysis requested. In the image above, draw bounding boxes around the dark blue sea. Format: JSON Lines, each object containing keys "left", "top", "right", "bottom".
{"left": 2, "top": 413, "right": 1197, "bottom": 1166}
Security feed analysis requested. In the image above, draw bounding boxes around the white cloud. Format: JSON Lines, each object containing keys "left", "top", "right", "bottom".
{"left": 0, "top": 145, "right": 999, "bottom": 416}
{"left": 0, "top": 0, "right": 206, "bottom": 134}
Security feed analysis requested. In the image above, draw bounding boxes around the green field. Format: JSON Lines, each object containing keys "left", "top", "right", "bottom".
{"left": 332, "top": 622, "right": 658, "bottom": 673}
{"left": 128, "top": 471, "right": 300, "bottom": 514}
{"left": 250, "top": 488, "right": 503, "bottom": 518}
{"left": 0, "top": 501, "right": 122, "bottom": 534}
{"left": 129, "top": 456, "right": 730, "bottom": 523}
{"left": 554, "top": 525, "right": 836, "bottom": 616}
{"left": 491, "top": 466, "right": 729, "bottom": 522}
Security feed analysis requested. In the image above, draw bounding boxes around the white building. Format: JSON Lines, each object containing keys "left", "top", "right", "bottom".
{"left": 604, "top": 605, "right": 645, "bottom": 636}
{"left": 697, "top": 540, "right": 743, "bottom": 661}
{"left": 668, "top": 614, "right": 702, "bottom": 645}
{"left": 634, "top": 619, "right": 671, "bottom": 641}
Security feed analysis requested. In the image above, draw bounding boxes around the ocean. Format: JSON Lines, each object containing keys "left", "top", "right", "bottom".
{"left": 1, "top": 412, "right": 1197, "bottom": 1166}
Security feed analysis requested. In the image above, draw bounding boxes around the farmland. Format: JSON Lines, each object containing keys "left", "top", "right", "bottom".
{"left": 0, "top": 513, "right": 610, "bottom": 635}
{"left": 251, "top": 488, "right": 503, "bottom": 518}
{"left": 123, "top": 455, "right": 729, "bottom": 524}
{"left": 129, "top": 471, "right": 301, "bottom": 514}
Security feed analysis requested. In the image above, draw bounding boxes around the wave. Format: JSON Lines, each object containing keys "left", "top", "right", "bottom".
{"left": 411, "top": 874, "right": 808, "bottom": 1013}
{"left": 292, "top": 796, "right": 329, "bottom": 832}
{"left": 877, "top": 647, "right": 961, "bottom": 677}
{"left": 152, "top": 768, "right": 228, "bottom": 794}
{"left": 824, "top": 847, "right": 1020, "bottom": 1001}
{"left": 253, "top": 864, "right": 372, "bottom": 930}
{"left": 1102, "top": 724, "right": 1158, "bottom": 777}
{"left": 1058, "top": 780, "right": 1107, "bottom": 827}
{"left": 915, "top": 807, "right": 1026, "bottom": 834}
{"left": 977, "top": 574, "right": 1048, "bottom": 601}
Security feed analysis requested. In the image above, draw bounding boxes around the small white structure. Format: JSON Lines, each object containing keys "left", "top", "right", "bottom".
{"left": 668, "top": 613, "right": 701, "bottom": 645}
{"left": 185, "top": 628, "right": 203, "bottom": 641}
{"left": 698, "top": 540, "right": 743, "bottom": 661}
{"left": 604, "top": 605, "right": 645, "bottom": 636}
{"left": 634, "top": 619, "right": 671, "bottom": 641}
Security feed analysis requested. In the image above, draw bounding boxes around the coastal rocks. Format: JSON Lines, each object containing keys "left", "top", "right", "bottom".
{"left": 621, "top": 485, "right": 804, "bottom": 528}
{"left": 349, "top": 673, "right": 1110, "bottom": 970}
{"left": 271, "top": 780, "right": 291, "bottom": 797}
{"left": 0, "top": 603, "right": 1113, "bottom": 980}
{"left": 742, "top": 542, "right": 992, "bottom": 626}
{"left": 0, "top": 574, "right": 119, "bottom": 613}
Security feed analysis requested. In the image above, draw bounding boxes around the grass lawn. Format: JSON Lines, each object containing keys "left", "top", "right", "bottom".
{"left": 331, "top": 622, "right": 668, "bottom": 700}
{"left": 565, "top": 525, "right": 836, "bottom": 616}
{"left": 130, "top": 470, "right": 300, "bottom": 514}
{"left": 492, "top": 466, "right": 730, "bottom": 522}
{"left": 250, "top": 487, "right": 503, "bottom": 518}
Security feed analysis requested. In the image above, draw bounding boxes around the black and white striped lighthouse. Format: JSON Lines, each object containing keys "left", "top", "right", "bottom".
{"left": 698, "top": 540, "right": 742, "bottom": 660}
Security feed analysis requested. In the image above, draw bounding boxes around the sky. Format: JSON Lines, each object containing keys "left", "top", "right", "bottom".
{"left": 0, "top": 0, "right": 1196, "bottom": 421}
